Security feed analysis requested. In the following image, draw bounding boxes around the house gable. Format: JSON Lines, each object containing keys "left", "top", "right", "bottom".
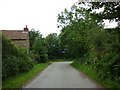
{"left": 2, "top": 26, "right": 29, "bottom": 51}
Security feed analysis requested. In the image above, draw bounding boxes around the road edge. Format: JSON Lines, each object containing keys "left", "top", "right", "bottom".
{"left": 21, "top": 63, "right": 52, "bottom": 88}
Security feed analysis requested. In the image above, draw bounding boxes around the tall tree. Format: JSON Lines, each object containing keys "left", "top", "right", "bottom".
{"left": 45, "top": 33, "right": 63, "bottom": 59}
{"left": 29, "top": 29, "right": 48, "bottom": 63}
{"left": 57, "top": 4, "right": 98, "bottom": 58}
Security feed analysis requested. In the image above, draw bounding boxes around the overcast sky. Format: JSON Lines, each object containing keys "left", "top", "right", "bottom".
{"left": 0, "top": 0, "right": 118, "bottom": 37}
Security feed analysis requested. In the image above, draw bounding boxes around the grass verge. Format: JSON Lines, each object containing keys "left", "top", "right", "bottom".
{"left": 2, "top": 63, "right": 51, "bottom": 88}
{"left": 71, "top": 62, "right": 119, "bottom": 89}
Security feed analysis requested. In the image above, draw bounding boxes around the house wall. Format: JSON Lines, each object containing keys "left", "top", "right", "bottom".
{"left": 13, "top": 39, "right": 29, "bottom": 50}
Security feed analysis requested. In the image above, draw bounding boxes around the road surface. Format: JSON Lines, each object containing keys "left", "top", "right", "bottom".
{"left": 24, "top": 62, "right": 104, "bottom": 88}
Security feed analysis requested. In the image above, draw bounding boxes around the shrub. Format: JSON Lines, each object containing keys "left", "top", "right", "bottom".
{"left": 2, "top": 55, "right": 19, "bottom": 80}
{"left": 2, "top": 36, "right": 34, "bottom": 81}
{"left": 40, "top": 54, "right": 48, "bottom": 63}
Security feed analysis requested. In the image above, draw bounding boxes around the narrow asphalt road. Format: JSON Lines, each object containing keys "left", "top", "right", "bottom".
{"left": 24, "top": 62, "right": 104, "bottom": 88}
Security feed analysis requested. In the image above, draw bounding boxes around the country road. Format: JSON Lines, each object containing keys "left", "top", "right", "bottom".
{"left": 24, "top": 62, "right": 104, "bottom": 88}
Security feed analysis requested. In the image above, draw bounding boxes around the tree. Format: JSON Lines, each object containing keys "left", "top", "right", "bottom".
{"left": 32, "top": 38, "right": 48, "bottom": 63}
{"left": 29, "top": 29, "right": 48, "bottom": 63}
{"left": 45, "top": 33, "right": 63, "bottom": 59}
{"left": 29, "top": 29, "right": 42, "bottom": 51}
{"left": 57, "top": 2, "right": 120, "bottom": 88}
{"left": 89, "top": 2, "right": 120, "bottom": 22}
{"left": 57, "top": 4, "right": 97, "bottom": 59}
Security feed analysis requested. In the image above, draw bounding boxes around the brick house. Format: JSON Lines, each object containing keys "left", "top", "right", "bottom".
{"left": 2, "top": 25, "right": 29, "bottom": 52}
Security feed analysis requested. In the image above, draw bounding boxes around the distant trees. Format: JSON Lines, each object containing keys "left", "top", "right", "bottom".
{"left": 29, "top": 29, "right": 48, "bottom": 63}
{"left": 29, "top": 29, "right": 42, "bottom": 51}
{"left": 45, "top": 33, "right": 61, "bottom": 59}
{"left": 57, "top": 4, "right": 94, "bottom": 59}
{"left": 45, "top": 33, "right": 78, "bottom": 59}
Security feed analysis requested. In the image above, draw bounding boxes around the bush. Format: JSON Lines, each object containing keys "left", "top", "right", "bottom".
{"left": 2, "top": 55, "right": 19, "bottom": 80}
{"left": 2, "top": 36, "right": 34, "bottom": 81}
{"left": 101, "top": 53, "right": 120, "bottom": 81}
{"left": 18, "top": 57, "right": 34, "bottom": 72}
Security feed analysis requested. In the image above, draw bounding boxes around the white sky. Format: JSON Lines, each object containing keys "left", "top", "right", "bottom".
{"left": 0, "top": 0, "right": 118, "bottom": 37}
{"left": 0, "top": 0, "right": 78, "bottom": 37}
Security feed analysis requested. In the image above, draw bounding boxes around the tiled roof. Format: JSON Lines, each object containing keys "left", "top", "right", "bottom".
{"left": 2, "top": 30, "right": 28, "bottom": 39}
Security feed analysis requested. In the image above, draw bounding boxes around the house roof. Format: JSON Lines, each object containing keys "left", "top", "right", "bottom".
{"left": 2, "top": 30, "right": 28, "bottom": 40}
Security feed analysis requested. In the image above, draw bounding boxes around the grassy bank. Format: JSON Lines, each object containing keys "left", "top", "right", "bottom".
{"left": 71, "top": 62, "right": 119, "bottom": 89}
{"left": 2, "top": 63, "right": 51, "bottom": 88}
{"left": 50, "top": 59, "right": 74, "bottom": 62}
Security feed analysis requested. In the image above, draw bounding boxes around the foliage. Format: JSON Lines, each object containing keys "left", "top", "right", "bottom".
{"left": 2, "top": 36, "right": 34, "bottom": 81}
{"left": 71, "top": 62, "right": 120, "bottom": 88}
{"left": 29, "top": 29, "right": 42, "bottom": 51}
{"left": 88, "top": 2, "right": 120, "bottom": 42}
{"left": 3, "top": 63, "right": 51, "bottom": 88}
{"left": 50, "top": 59, "right": 74, "bottom": 62}
{"left": 45, "top": 33, "right": 64, "bottom": 59}
{"left": 57, "top": 2, "right": 120, "bottom": 88}
{"left": 29, "top": 29, "right": 48, "bottom": 63}
{"left": 89, "top": 2, "right": 120, "bottom": 22}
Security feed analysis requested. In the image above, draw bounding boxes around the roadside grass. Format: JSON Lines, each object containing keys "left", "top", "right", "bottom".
{"left": 71, "top": 62, "right": 119, "bottom": 89}
{"left": 50, "top": 59, "right": 75, "bottom": 62}
{"left": 2, "top": 63, "right": 51, "bottom": 88}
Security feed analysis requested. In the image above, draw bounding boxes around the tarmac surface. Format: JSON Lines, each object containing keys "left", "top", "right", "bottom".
{"left": 24, "top": 62, "right": 104, "bottom": 88}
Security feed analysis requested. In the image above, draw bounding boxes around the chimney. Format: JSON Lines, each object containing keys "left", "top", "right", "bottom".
{"left": 24, "top": 25, "right": 29, "bottom": 32}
